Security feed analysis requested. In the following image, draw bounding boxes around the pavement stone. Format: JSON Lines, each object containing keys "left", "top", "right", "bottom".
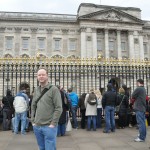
{"left": 0, "top": 127, "right": 150, "bottom": 150}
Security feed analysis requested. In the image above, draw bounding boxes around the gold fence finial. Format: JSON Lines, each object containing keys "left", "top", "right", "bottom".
{"left": 36, "top": 52, "right": 40, "bottom": 60}
{"left": 98, "top": 53, "right": 102, "bottom": 61}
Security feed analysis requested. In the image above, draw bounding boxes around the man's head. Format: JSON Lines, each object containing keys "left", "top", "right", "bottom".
{"left": 19, "top": 85, "right": 26, "bottom": 93}
{"left": 68, "top": 87, "right": 73, "bottom": 93}
{"left": 90, "top": 88, "right": 94, "bottom": 93}
{"left": 37, "top": 68, "right": 48, "bottom": 85}
{"left": 136, "top": 79, "right": 144, "bottom": 86}
{"left": 107, "top": 83, "right": 112, "bottom": 91}
{"left": 6, "top": 89, "right": 12, "bottom": 96}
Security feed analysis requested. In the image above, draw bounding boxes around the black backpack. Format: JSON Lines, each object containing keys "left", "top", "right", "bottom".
{"left": 87, "top": 93, "right": 97, "bottom": 105}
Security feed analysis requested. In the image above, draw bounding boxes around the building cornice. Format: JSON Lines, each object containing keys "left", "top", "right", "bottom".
{"left": 78, "top": 18, "right": 144, "bottom": 26}
{"left": 0, "top": 11, "right": 77, "bottom": 23}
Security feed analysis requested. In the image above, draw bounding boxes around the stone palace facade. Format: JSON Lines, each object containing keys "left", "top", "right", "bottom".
{"left": 0, "top": 3, "right": 150, "bottom": 60}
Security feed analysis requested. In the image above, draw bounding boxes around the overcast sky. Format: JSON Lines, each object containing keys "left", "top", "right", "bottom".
{"left": 0, "top": 0, "right": 149, "bottom": 20}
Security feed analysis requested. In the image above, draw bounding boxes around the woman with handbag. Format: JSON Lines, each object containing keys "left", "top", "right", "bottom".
{"left": 117, "top": 88, "right": 129, "bottom": 129}
{"left": 57, "top": 86, "right": 69, "bottom": 136}
{"left": 94, "top": 89, "right": 102, "bottom": 128}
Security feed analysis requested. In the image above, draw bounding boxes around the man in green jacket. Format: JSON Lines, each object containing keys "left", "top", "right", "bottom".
{"left": 31, "top": 68, "right": 62, "bottom": 150}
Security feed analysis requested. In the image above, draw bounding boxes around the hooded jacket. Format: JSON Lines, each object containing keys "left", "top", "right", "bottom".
{"left": 68, "top": 92, "right": 78, "bottom": 107}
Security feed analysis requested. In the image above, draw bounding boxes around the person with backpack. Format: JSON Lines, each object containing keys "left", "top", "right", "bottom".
{"left": 2, "top": 89, "right": 14, "bottom": 131}
{"left": 13, "top": 86, "right": 29, "bottom": 135}
{"left": 84, "top": 88, "right": 97, "bottom": 131}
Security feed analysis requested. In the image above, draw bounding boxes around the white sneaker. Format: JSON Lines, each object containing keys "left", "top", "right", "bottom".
{"left": 134, "top": 137, "right": 144, "bottom": 142}
{"left": 129, "top": 124, "right": 133, "bottom": 128}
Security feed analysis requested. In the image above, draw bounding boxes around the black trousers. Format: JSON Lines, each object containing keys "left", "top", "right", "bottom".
{"left": 80, "top": 109, "right": 86, "bottom": 129}
{"left": 118, "top": 114, "right": 127, "bottom": 128}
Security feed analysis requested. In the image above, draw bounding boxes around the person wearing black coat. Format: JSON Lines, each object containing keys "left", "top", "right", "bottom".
{"left": 102, "top": 83, "right": 117, "bottom": 133}
{"left": 57, "top": 87, "right": 69, "bottom": 136}
{"left": 2, "top": 89, "right": 14, "bottom": 131}
{"left": 117, "top": 88, "right": 129, "bottom": 129}
{"left": 78, "top": 93, "right": 87, "bottom": 129}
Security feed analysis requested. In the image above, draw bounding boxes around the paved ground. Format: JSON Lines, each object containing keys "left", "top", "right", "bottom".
{"left": 0, "top": 127, "right": 150, "bottom": 150}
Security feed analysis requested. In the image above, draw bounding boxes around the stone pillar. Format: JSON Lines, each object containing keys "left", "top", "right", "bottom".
{"left": 0, "top": 27, "right": 6, "bottom": 55}
{"left": 62, "top": 29, "right": 69, "bottom": 56}
{"left": 117, "top": 30, "right": 121, "bottom": 59}
{"left": 148, "top": 35, "right": 150, "bottom": 59}
{"left": 128, "top": 31, "right": 134, "bottom": 59}
{"left": 92, "top": 28, "right": 97, "bottom": 58}
{"left": 80, "top": 27, "right": 86, "bottom": 58}
{"left": 139, "top": 31, "right": 144, "bottom": 60}
{"left": 46, "top": 28, "right": 53, "bottom": 57}
{"left": 30, "top": 27, "right": 38, "bottom": 56}
{"left": 104, "top": 29, "right": 109, "bottom": 58}
{"left": 14, "top": 27, "right": 22, "bottom": 56}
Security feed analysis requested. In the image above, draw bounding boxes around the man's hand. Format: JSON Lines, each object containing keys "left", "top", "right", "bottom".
{"left": 49, "top": 124, "right": 55, "bottom": 128}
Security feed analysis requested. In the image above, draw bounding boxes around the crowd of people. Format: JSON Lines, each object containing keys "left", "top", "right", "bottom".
{"left": 57, "top": 79, "right": 149, "bottom": 143}
{"left": 1, "top": 87, "right": 32, "bottom": 134}
{"left": 0, "top": 70, "right": 149, "bottom": 150}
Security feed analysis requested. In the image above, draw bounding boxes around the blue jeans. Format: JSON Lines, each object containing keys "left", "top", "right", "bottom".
{"left": 104, "top": 106, "right": 115, "bottom": 132}
{"left": 136, "top": 111, "right": 146, "bottom": 140}
{"left": 33, "top": 125, "right": 57, "bottom": 150}
{"left": 71, "top": 106, "right": 78, "bottom": 128}
{"left": 96, "top": 108, "right": 102, "bottom": 128}
{"left": 87, "top": 116, "right": 96, "bottom": 130}
{"left": 14, "top": 111, "right": 27, "bottom": 134}
{"left": 57, "top": 124, "right": 66, "bottom": 136}
{"left": 12, "top": 117, "right": 29, "bottom": 131}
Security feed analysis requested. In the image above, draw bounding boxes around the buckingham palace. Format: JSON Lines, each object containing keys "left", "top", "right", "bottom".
{"left": 0, "top": 3, "right": 150, "bottom": 96}
{"left": 0, "top": 3, "right": 150, "bottom": 60}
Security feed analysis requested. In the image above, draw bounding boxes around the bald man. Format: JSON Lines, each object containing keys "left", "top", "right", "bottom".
{"left": 31, "top": 68, "right": 62, "bottom": 150}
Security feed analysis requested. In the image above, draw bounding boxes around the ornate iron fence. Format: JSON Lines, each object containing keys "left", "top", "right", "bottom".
{"left": 0, "top": 57, "right": 149, "bottom": 98}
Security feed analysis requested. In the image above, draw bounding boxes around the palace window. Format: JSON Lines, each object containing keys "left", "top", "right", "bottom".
{"left": 38, "top": 38, "right": 45, "bottom": 50}
{"left": 121, "top": 42, "right": 126, "bottom": 51}
{"left": 5, "top": 36, "right": 13, "bottom": 50}
{"left": 97, "top": 39, "right": 102, "bottom": 51}
{"left": 143, "top": 43, "right": 148, "bottom": 54}
{"left": 109, "top": 41, "right": 115, "bottom": 51}
{"left": 54, "top": 38, "right": 61, "bottom": 50}
{"left": 22, "top": 37, "right": 29, "bottom": 50}
{"left": 69, "top": 39, "right": 76, "bottom": 51}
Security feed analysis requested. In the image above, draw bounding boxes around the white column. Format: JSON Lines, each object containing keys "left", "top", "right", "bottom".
{"left": 14, "top": 27, "right": 22, "bottom": 56}
{"left": 92, "top": 28, "right": 97, "bottom": 58}
{"left": 139, "top": 31, "right": 144, "bottom": 60}
{"left": 0, "top": 27, "right": 6, "bottom": 55}
{"left": 117, "top": 30, "right": 121, "bottom": 59}
{"left": 128, "top": 31, "right": 135, "bottom": 59}
{"left": 80, "top": 27, "right": 86, "bottom": 58}
{"left": 148, "top": 37, "right": 150, "bottom": 59}
{"left": 104, "top": 29, "right": 109, "bottom": 58}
